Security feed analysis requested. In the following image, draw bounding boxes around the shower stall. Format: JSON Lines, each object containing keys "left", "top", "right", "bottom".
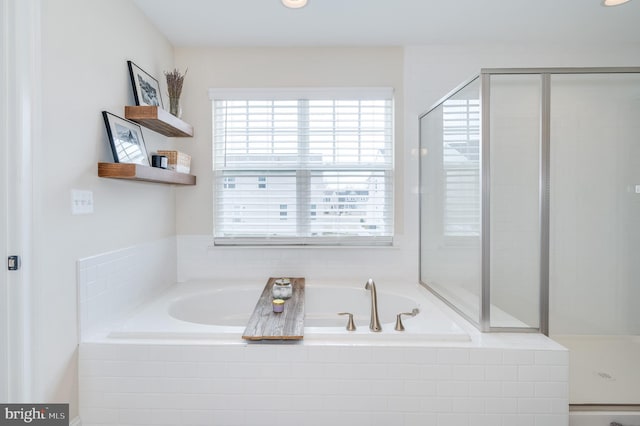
{"left": 419, "top": 68, "right": 640, "bottom": 410}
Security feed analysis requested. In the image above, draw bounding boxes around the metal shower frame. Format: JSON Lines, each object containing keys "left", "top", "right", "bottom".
{"left": 419, "top": 67, "right": 640, "bottom": 335}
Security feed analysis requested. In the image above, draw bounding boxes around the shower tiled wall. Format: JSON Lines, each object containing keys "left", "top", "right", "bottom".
{"left": 176, "top": 235, "right": 416, "bottom": 284}
{"left": 77, "top": 237, "right": 176, "bottom": 340}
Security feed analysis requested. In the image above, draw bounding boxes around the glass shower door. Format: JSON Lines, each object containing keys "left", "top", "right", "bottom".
{"left": 549, "top": 72, "right": 640, "bottom": 405}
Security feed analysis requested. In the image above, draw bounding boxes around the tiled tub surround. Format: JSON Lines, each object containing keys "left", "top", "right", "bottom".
{"left": 78, "top": 281, "right": 568, "bottom": 426}
{"left": 77, "top": 237, "right": 177, "bottom": 340}
{"left": 80, "top": 339, "right": 567, "bottom": 426}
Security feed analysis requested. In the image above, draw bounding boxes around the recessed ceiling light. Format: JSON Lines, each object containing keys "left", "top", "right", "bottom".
{"left": 282, "top": 0, "right": 308, "bottom": 9}
{"left": 602, "top": 0, "right": 632, "bottom": 6}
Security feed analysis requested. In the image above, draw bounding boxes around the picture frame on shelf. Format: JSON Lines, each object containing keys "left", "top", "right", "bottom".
{"left": 127, "top": 60, "right": 164, "bottom": 108}
{"left": 102, "top": 111, "right": 150, "bottom": 166}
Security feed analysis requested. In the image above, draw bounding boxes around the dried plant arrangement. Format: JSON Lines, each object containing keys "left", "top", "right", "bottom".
{"left": 165, "top": 68, "right": 187, "bottom": 117}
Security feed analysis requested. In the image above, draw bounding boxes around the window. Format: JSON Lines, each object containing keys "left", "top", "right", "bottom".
{"left": 211, "top": 87, "right": 394, "bottom": 246}
{"left": 442, "top": 98, "right": 480, "bottom": 237}
{"left": 223, "top": 177, "right": 236, "bottom": 189}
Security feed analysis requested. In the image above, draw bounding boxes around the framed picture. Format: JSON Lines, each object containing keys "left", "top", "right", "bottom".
{"left": 127, "top": 60, "right": 164, "bottom": 108}
{"left": 102, "top": 111, "right": 150, "bottom": 166}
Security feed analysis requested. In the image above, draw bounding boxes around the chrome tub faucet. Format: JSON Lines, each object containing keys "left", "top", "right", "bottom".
{"left": 365, "top": 278, "right": 382, "bottom": 332}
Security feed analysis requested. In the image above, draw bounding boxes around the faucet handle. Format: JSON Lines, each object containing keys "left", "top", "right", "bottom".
{"left": 337, "top": 312, "right": 356, "bottom": 331}
{"left": 394, "top": 308, "right": 420, "bottom": 331}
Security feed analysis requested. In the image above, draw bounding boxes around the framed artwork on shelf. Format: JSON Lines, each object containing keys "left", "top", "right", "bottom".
{"left": 127, "top": 60, "right": 164, "bottom": 108}
{"left": 102, "top": 111, "right": 150, "bottom": 166}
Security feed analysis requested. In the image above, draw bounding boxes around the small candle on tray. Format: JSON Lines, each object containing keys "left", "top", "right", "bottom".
{"left": 272, "top": 299, "right": 285, "bottom": 313}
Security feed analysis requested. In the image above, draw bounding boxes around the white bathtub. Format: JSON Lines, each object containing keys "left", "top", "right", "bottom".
{"left": 107, "top": 280, "right": 469, "bottom": 342}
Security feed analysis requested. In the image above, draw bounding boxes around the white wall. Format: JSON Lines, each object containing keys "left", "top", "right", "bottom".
{"left": 173, "top": 47, "right": 414, "bottom": 284}
{"left": 37, "top": 0, "right": 175, "bottom": 417}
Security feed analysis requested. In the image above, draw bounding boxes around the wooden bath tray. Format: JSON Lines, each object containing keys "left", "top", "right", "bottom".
{"left": 242, "top": 277, "right": 305, "bottom": 341}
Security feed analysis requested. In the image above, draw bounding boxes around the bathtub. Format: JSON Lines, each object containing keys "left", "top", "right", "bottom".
{"left": 106, "top": 280, "right": 469, "bottom": 342}
{"left": 80, "top": 279, "right": 570, "bottom": 426}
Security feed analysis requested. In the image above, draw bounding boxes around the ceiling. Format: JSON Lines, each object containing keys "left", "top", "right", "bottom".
{"left": 132, "top": 0, "right": 640, "bottom": 47}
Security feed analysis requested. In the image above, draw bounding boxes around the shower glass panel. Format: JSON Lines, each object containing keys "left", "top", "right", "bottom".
{"left": 420, "top": 78, "right": 482, "bottom": 326}
{"left": 489, "top": 75, "right": 541, "bottom": 329}
{"left": 420, "top": 67, "right": 639, "bottom": 341}
{"left": 549, "top": 73, "right": 640, "bottom": 337}
{"left": 549, "top": 73, "right": 640, "bottom": 405}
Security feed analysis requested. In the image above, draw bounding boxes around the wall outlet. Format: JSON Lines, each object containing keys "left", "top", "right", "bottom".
{"left": 71, "top": 189, "right": 94, "bottom": 215}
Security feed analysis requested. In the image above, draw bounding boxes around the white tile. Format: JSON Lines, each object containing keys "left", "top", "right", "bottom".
{"left": 535, "top": 382, "right": 568, "bottom": 398}
{"left": 196, "top": 362, "right": 229, "bottom": 379}
{"left": 205, "top": 409, "right": 245, "bottom": 426}
{"left": 179, "top": 409, "right": 215, "bottom": 425}
{"left": 437, "top": 382, "right": 469, "bottom": 397}
{"left": 534, "top": 350, "right": 568, "bottom": 366}
{"left": 79, "top": 407, "right": 119, "bottom": 424}
{"left": 452, "top": 365, "right": 485, "bottom": 381}
{"left": 502, "top": 382, "right": 535, "bottom": 398}
{"left": 404, "top": 380, "right": 437, "bottom": 396}
{"left": 287, "top": 395, "right": 324, "bottom": 411}
{"left": 421, "top": 397, "right": 453, "bottom": 413}
{"left": 368, "top": 379, "right": 406, "bottom": 396}
{"left": 404, "top": 347, "right": 438, "bottom": 364}
{"left": 386, "top": 363, "right": 421, "bottom": 380}
{"left": 307, "top": 345, "right": 344, "bottom": 363}
{"left": 289, "top": 362, "right": 328, "bottom": 379}
{"left": 549, "top": 398, "right": 569, "bottom": 414}
{"left": 404, "top": 413, "right": 437, "bottom": 426}
{"left": 163, "top": 362, "right": 200, "bottom": 378}
{"left": 175, "top": 378, "right": 211, "bottom": 394}
{"left": 518, "top": 398, "right": 552, "bottom": 414}
{"left": 178, "top": 394, "right": 225, "bottom": 410}
{"left": 275, "top": 344, "right": 307, "bottom": 363}
{"left": 386, "top": 396, "right": 423, "bottom": 412}
{"left": 501, "top": 413, "right": 535, "bottom": 426}
{"left": 114, "top": 344, "right": 149, "bottom": 362}
{"left": 277, "top": 411, "right": 310, "bottom": 426}
{"left": 469, "top": 349, "right": 503, "bottom": 365}
{"left": 485, "top": 398, "right": 517, "bottom": 413}
{"left": 422, "top": 364, "right": 453, "bottom": 380}
{"left": 244, "top": 344, "right": 280, "bottom": 362}
{"left": 534, "top": 414, "right": 567, "bottom": 426}
{"left": 468, "top": 382, "right": 501, "bottom": 397}
{"left": 547, "top": 366, "right": 569, "bottom": 382}
{"left": 118, "top": 408, "right": 155, "bottom": 425}
{"left": 321, "top": 395, "right": 387, "bottom": 411}
{"left": 437, "top": 348, "right": 470, "bottom": 364}
{"left": 485, "top": 365, "right": 518, "bottom": 381}
{"left": 518, "top": 365, "right": 551, "bottom": 382}
{"left": 502, "top": 350, "right": 535, "bottom": 365}
{"left": 452, "top": 398, "right": 485, "bottom": 413}
{"left": 469, "top": 414, "right": 503, "bottom": 426}
{"left": 436, "top": 413, "right": 469, "bottom": 426}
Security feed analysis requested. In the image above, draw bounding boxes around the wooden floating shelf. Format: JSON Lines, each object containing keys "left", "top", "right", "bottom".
{"left": 98, "top": 162, "right": 196, "bottom": 185}
{"left": 124, "top": 106, "right": 193, "bottom": 137}
{"left": 242, "top": 277, "right": 305, "bottom": 341}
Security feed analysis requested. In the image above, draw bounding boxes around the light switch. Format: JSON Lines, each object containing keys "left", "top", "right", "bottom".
{"left": 636, "top": 185, "right": 640, "bottom": 194}
{"left": 71, "top": 189, "right": 94, "bottom": 215}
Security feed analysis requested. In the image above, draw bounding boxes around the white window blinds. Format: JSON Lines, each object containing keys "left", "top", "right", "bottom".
{"left": 210, "top": 88, "right": 394, "bottom": 246}
{"left": 442, "top": 98, "right": 480, "bottom": 237}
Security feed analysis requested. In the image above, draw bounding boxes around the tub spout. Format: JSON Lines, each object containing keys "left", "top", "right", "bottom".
{"left": 365, "top": 278, "right": 382, "bottom": 332}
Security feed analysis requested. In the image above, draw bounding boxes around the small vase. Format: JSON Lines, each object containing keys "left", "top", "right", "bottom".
{"left": 169, "top": 97, "right": 181, "bottom": 118}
